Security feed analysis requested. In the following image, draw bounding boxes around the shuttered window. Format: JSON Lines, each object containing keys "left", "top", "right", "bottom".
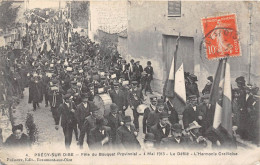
{"left": 168, "top": 1, "right": 181, "bottom": 17}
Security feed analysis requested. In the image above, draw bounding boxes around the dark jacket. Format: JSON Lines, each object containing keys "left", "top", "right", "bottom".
{"left": 116, "top": 125, "right": 141, "bottom": 149}
{"left": 4, "top": 133, "right": 30, "bottom": 148}
{"left": 202, "top": 82, "right": 212, "bottom": 95}
{"left": 88, "top": 126, "right": 111, "bottom": 150}
{"left": 78, "top": 115, "right": 96, "bottom": 146}
{"left": 161, "top": 136, "right": 190, "bottom": 149}
{"left": 109, "top": 89, "right": 128, "bottom": 111}
{"left": 143, "top": 105, "right": 156, "bottom": 134}
{"left": 183, "top": 105, "right": 199, "bottom": 129}
{"left": 150, "top": 123, "right": 171, "bottom": 148}
{"left": 57, "top": 102, "right": 77, "bottom": 128}
{"left": 165, "top": 101, "right": 179, "bottom": 125}
{"left": 147, "top": 110, "right": 160, "bottom": 133}
{"left": 105, "top": 113, "right": 123, "bottom": 142}
{"left": 28, "top": 80, "right": 43, "bottom": 103}
{"left": 75, "top": 102, "right": 92, "bottom": 130}
{"left": 144, "top": 66, "right": 153, "bottom": 80}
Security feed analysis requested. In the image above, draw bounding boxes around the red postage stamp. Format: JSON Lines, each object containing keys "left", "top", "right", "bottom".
{"left": 201, "top": 14, "right": 241, "bottom": 60}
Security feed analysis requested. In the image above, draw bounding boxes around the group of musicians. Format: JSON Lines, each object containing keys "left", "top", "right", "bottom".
{"left": 1, "top": 17, "right": 259, "bottom": 150}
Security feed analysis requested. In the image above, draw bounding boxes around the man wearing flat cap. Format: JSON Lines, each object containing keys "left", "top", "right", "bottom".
{"left": 5, "top": 124, "right": 30, "bottom": 148}
{"left": 56, "top": 93, "right": 78, "bottom": 149}
{"left": 161, "top": 123, "right": 189, "bottom": 149}
{"left": 143, "top": 96, "right": 157, "bottom": 134}
{"left": 105, "top": 103, "right": 123, "bottom": 144}
{"left": 150, "top": 111, "right": 171, "bottom": 148}
{"left": 78, "top": 104, "right": 100, "bottom": 148}
{"left": 116, "top": 116, "right": 141, "bottom": 149}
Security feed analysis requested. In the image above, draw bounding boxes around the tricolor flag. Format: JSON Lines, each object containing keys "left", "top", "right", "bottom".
{"left": 210, "top": 58, "right": 233, "bottom": 136}
{"left": 165, "top": 34, "right": 186, "bottom": 113}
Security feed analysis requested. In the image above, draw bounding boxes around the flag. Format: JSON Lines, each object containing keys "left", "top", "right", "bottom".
{"left": 46, "top": 38, "right": 51, "bottom": 51}
{"left": 165, "top": 34, "right": 186, "bottom": 113}
{"left": 210, "top": 58, "right": 233, "bottom": 136}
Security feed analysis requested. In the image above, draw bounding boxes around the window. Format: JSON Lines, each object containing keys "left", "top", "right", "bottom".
{"left": 168, "top": 1, "right": 181, "bottom": 17}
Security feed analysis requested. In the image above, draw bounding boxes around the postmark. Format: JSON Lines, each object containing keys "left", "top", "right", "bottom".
{"left": 201, "top": 14, "right": 241, "bottom": 60}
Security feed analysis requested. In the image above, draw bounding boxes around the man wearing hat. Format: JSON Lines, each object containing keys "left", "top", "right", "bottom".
{"left": 48, "top": 79, "right": 64, "bottom": 126}
{"left": 185, "top": 121, "right": 207, "bottom": 148}
{"left": 144, "top": 61, "right": 154, "bottom": 95}
{"left": 197, "top": 94, "right": 210, "bottom": 134}
{"left": 78, "top": 104, "right": 100, "bottom": 148}
{"left": 143, "top": 96, "right": 157, "bottom": 134}
{"left": 161, "top": 123, "right": 189, "bottom": 149}
{"left": 67, "top": 80, "right": 82, "bottom": 106}
{"left": 134, "top": 61, "right": 143, "bottom": 85}
{"left": 147, "top": 98, "right": 166, "bottom": 133}
{"left": 186, "top": 74, "right": 200, "bottom": 98}
{"left": 5, "top": 124, "right": 30, "bottom": 148}
{"left": 75, "top": 93, "right": 93, "bottom": 131}
{"left": 128, "top": 59, "right": 135, "bottom": 80}
{"left": 143, "top": 133, "right": 156, "bottom": 150}
{"left": 183, "top": 95, "right": 200, "bottom": 129}
{"left": 234, "top": 76, "right": 249, "bottom": 140}
{"left": 56, "top": 93, "right": 78, "bottom": 149}
{"left": 150, "top": 111, "right": 171, "bottom": 148}
{"left": 109, "top": 82, "right": 128, "bottom": 115}
{"left": 129, "top": 81, "right": 144, "bottom": 131}
{"left": 165, "top": 98, "right": 179, "bottom": 126}
{"left": 116, "top": 116, "right": 141, "bottom": 149}
{"left": 28, "top": 76, "right": 43, "bottom": 111}
{"left": 88, "top": 117, "right": 111, "bottom": 150}
{"left": 105, "top": 103, "right": 123, "bottom": 144}
{"left": 202, "top": 76, "right": 213, "bottom": 95}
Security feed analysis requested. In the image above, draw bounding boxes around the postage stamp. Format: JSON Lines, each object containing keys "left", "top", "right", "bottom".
{"left": 201, "top": 14, "right": 241, "bottom": 60}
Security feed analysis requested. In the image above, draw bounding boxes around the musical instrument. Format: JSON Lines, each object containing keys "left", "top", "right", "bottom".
{"left": 93, "top": 94, "right": 112, "bottom": 117}
{"left": 137, "top": 104, "right": 148, "bottom": 115}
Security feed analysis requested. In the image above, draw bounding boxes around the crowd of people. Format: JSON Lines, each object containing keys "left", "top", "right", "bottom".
{"left": 0, "top": 18, "right": 259, "bottom": 150}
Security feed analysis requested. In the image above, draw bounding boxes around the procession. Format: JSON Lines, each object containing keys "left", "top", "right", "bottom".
{"left": 0, "top": 0, "right": 259, "bottom": 153}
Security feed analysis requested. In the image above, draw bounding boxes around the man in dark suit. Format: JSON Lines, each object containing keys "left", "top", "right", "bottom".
{"left": 28, "top": 76, "right": 43, "bottom": 111}
{"left": 183, "top": 95, "right": 200, "bottom": 129}
{"left": 133, "top": 61, "right": 143, "bottom": 85}
{"left": 186, "top": 74, "right": 200, "bottom": 99}
{"left": 109, "top": 82, "right": 128, "bottom": 114}
{"left": 78, "top": 104, "right": 100, "bottom": 148}
{"left": 147, "top": 99, "right": 165, "bottom": 133}
{"left": 164, "top": 99, "right": 179, "bottom": 126}
{"left": 143, "top": 96, "right": 157, "bottom": 134}
{"left": 150, "top": 112, "right": 171, "bottom": 148}
{"left": 75, "top": 94, "right": 92, "bottom": 131}
{"left": 88, "top": 117, "right": 111, "bottom": 150}
{"left": 56, "top": 93, "right": 77, "bottom": 149}
{"left": 105, "top": 103, "right": 123, "bottom": 144}
{"left": 116, "top": 116, "right": 141, "bottom": 149}
{"left": 144, "top": 61, "right": 154, "bottom": 95}
{"left": 161, "top": 123, "right": 190, "bottom": 149}
{"left": 129, "top": 81, "right": 144, "bottom": 131}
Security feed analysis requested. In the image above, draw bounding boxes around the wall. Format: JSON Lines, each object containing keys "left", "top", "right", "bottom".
{"left": 127, "top": 1, "right": 260, "bottom": 93}
{"left": 88, "top": 0, "right": 128, "bottom": 42}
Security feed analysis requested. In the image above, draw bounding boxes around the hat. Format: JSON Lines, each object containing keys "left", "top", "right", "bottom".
{"left": 171, "top": 123, "right": 182, "bottom": 133}
{"left": 201, "top": 94, "right": 210, "bottom": 100}
{"left": 147, "top": 61, "right": 151, "bottom": 65}
{"left": 157, "top": 99, "right": 164, "bottom": 106}
{"left": 110, "top": 103, "right": 118, "bottom": 113}
{"left": 130, "top": 59, "right": 134, "bottom": 63}
{"left": 150, "top": 96, "right": 157, "bottom": 102}
{"left": 132, "top": 81, "right": 138, "bottom": 86}
{"left": 52, "top": 79, "right": 59, "bottom": 84}
{"left": 190, "top": 74, "right": 198, "bottom": 81}
{"left": 143, "top": 133, "right": 156, "bottom": 142}
{"left": 188, "top": 121, "right": 202, "bottom": 130}
{"left": 91, "top": 104, "right": 100, "bottom": 112}
{"left": 12, "top": 124, "right": 23, "bottom": 133}
{"left": 207, "top": 76, "right": 213, "bottom": 82}
{"left": 113, "top": 82, "right": 119, "bottom": 87}
{"left": 63, "top": 93, "right": 71, "bottom": 100}
{"left": 188, "top": 95, "right": 197, "bottom": 100}
{"left": 159, "top": 111, "right": 169, "bottom": 119}
{"left": 235, "top": 76, "right": 245, "bottom": 84}
{"left": 124, "top": 116, "right": 131, "bottom": 122}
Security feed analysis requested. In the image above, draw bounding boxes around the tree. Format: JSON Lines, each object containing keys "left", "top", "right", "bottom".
{"left": 0, "top": 1, "right": 20, "bottom": 31}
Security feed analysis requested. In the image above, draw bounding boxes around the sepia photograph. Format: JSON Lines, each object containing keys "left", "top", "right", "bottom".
{"left": 0, "top": 0, "right": 259, "bottom": 164}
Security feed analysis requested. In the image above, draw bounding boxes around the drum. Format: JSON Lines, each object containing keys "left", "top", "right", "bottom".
{"left": 137, "top": 104, "right": 148, "bottom": 115}
{"left": 93, "top": 94, "right": 112, "bottom": 117}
